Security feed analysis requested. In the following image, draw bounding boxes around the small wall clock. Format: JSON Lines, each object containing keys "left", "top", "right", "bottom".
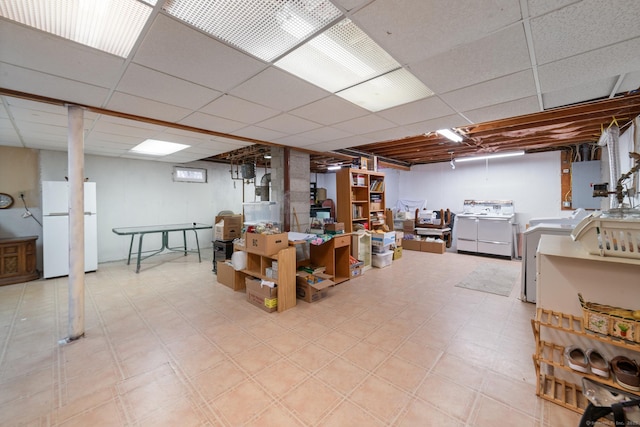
{"left": 0, "top": 193, "right": 14, "bottom": 209}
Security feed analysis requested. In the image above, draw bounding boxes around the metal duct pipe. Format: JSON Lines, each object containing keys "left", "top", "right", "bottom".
{"left": 256, "top": 173, "right": 271, "bottom": 201}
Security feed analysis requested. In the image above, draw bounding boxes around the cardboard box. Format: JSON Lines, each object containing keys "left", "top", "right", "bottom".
{"left": 296, "top": 272, "right": 334, "bottom": 303}
{"left": 402, "top": 219, "right": 415, "bottom": 233}
{"left": 216, "top": 261, "right": 246, "bottom": 291}
{"left": 370, "top": 202, "right": 382, "bottom": 211}
{"left": 371, "top": 231, "right": 396, "bottom": 247}
{"left": 244, "top": 232, "right": 289, "bottom": 256}
{"left": 402, "top": 238, "right": 422, "bottom": 251}
{"left": 350, "top": 265, "right": 363, "bottom": 277}
{"left": 245, "top": 277, "right": 277, "bottom": 312}
{"left": 395, "top": 231, "right": 404, "bottom": 246}
{"left": 421, "top": 240, "right": 445, "bottom": 254}
{"left": 214, "top": 214, "right": 242, "bottom": 240}
{"left": 324, "top": 222, "right": 344, "bottom": 232}
{"left": 393, "top": 247, "right": 402, "bottom": 260}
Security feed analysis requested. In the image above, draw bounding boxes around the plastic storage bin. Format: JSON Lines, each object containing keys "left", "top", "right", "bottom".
{"left": 243, "top": 201, "right": 280, "bottom": 228}
{"left": 371, "top": 250, "right": 393, "bottom": 268}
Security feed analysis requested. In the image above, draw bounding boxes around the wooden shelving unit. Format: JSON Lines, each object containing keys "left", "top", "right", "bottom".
{"left": 336, "top": 168, "right": 386, "bottom": 234}
{"left": 531, "top": 307, "right": 640, "bottom": 414}
{"left": 310, "top": 234, "right": 351, "bottom": 285}
{"left": 242, "top": 246, "right": 296, "bottom": 312}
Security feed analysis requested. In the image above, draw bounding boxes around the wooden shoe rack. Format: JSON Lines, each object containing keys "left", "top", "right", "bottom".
{"left": 531, "top": 307, "right": 640, "bottom": 413}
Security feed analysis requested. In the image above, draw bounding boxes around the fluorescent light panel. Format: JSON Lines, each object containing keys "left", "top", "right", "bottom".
{"left": 455, "top": 151, "right": 525, "bottom": 163}
{"left": 327, "top": 165, "right": 341, "bottom": 170}
{"left": 162, "top": 0, "right": 342, "bottom": 62}
{"left": 437, "top": 129, "right": 463, "bottom": 143}
{"left": 0, "top": 0, "right": 154, "bottom": 58}
{"left": 336, "top": 68, "right": 434, "bottom": 112}
{"left": 131, "top": 139, "right": 190, "bottom": 156}
{"left": 275, "top": 19, "right": 399, "bottom": 93}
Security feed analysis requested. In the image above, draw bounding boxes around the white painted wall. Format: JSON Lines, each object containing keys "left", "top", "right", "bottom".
{"left": 313, "top": 151, "right": 566, "bottom": 233}
{"left": 39, "top": 150, "right": 245, "bottom": 263}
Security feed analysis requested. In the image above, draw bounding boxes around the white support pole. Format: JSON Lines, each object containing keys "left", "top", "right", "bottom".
{"left": 67, "top": 105, "right": 85, "bottom": 341}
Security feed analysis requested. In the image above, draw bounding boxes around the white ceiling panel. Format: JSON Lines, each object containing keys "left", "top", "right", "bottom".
{"left": 527, "top": 0, "right": 576, "bottom": 17}
{"left": 0, "top": 63, "right": 110, "bottom": 106}
{"left": 537, "top": 37, "right": 640, "bottom": 94}
{"left": 178, "top": 112, "right": 246, "bottom": 134}
{"left": 404, "top": 114, "right": 470, "bottom": 136}
{"left": 462, "top": 96, "right": 541, "bottom": 124}
{"left": 232, "top": 126, "right": 287, "bottom": 142}
{"left": 363, "top": 126, "right": 414, "bottom": 142}
{"left": 331, "top": 0, "right": 371, "bottom": 12}
{"left": 132, "top": 13, "right": 267, "bottom": 92}
{"left": 410, "top": 25, "right": 531, "bottom": 94}
{"left": 289, "top": 126, "right": 353, "bottom": 144}
{"left": 440, "top": 70, "right": 537, "bottom": 113}
{"left": 542, "top": 78, "right": 619, "bottom": 110}
{"left": 229, "top": 68, "right": 330, "bottom": 112}
{"left": 289, "top": 96, "right": 368, "bottom": 126}
{"left": 0, "top": 19, "right": 125, "bottom": 88}
{"left": 199, "top": 95, "right": 280, "bottom": 124}
{"left": 256, "top": 114, "right": 322, "bottom": 135}
{"left": 619, "top": 71, "right": 640, "bottom": 92}
{"left": 85, "top": 131, "right": 147, "bottom": 146}
{"left": 332, "top": 114, "right": 396, "bottom": 134}
{"left": 351, "top": 0, "right": 522, "bottom": 64}
{"left": 377, "top": 96, "right": 456, "bottom": 126}
{"left": 530, "top": 0, "right": 640, "bottom": 65}
{"left": 303, "top": 134, "right": 375, "bottom": 152}
{"left": 89, "top": 118, "right": 166, "bottom": 139}
{"left": 116, "top": 63, "right": 222, "bottom": 109}
{"left": 106, "top": 92, "right": 192, "bottom": 123}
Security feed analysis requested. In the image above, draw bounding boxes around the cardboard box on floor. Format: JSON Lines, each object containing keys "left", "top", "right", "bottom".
{"left": 296, "top": 272, "right": 334, "bottom": 303}
{"left": 402, "top": 238, "right": 445, "bottom": 254}
{"left": 245, "top": 277, "right": 277, "bottom": 312}
{"left": 402, "top": 238, "right": 421, "bottom": 251}
{"left": 214, "top": 214, "right": 242, "bottom": 240}
{"left": 216, "top": 261, "right": 246, "bottom": 291}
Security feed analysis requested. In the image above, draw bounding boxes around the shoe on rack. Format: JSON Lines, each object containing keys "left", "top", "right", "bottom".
{"left": 565, "top": 346, "right": 589, "bottom": 374}
{"left": 611, "top": 356, "right": 640, "bottom": 391}
{"left": 586, "top": 348, "right": 610, "bottom": 378}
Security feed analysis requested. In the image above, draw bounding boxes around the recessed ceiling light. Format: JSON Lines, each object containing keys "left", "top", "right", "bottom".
{"left": 0, "top": 0, "right": 154, "bottom": 58}
{"left": 130, "top": 139, "right": 190, "bottom": 156}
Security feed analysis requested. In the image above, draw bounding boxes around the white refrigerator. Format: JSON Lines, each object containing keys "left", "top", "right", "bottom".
{"left": 42, "top": 181, "right": 98, "bottom": 279}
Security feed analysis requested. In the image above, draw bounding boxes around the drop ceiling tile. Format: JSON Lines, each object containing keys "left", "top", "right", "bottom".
{"left": 352, "top": 0, "right": 521, "bottom": 64}
{"left": 133, "top": 13, "right": 267, "bottom": 91}
{"left": 527, "top": 0, "right": 576, "bottom": 17}
{"left": 289, "top": 96, "right": 369, "bottom": 126}
{"left": 619, "top": 70, "right": 640, "bottom": 92}
{"left": 90, "top": 117, "right": 166, "bottom": 139}
{"left": 531, "top": 0, "right": 640, "bottom": 65}
{"left": 117, "top": 64, "right": 221, "bottom": 110}
{"left": 462, "top": 96, "right": 541, "bottom": 123}
{"left": 404, "top": 114, "right": 470, "bottom": 136}
{"left": 290, "top": 126, "right": 353, "bottom": 143}
{"left": 542, "top": 78, "right": 618, "bottom": 109}
{"left": 255, "top": 113, "right": 322, "bottom": 135}
{"left": 440, "top": 70, "right": 537, "bottom": 112}
{"left": 199, "top": 95, "right": 280, "bottom": 124}
{"left": 363, "top": 126, "right": 414, "bottom": 142}
{"left": 303, "top": 134, "right": 374, "bottom": 151}
{"left": 229, "top": 67, "right": 330, "bottom": 112}
{"left": 106, "top": 92, "right": 192, "bottom": 123}
{"left": 0, "top": 63, "right": 110, "bottom": 106}
{"left": 85, "top": 131, "right": 145, "bottom": 146}
{"left": 537, "top": 37, "right": 640, "bottom": 93}
{"left": 179, "top": 112, "right": 246, "bottom": 134}
{"left": 410, "top": 25, "right": 531, "bottom": 94}
{"left": 332, "top": 114, "right": 396, "bottom": 134}
{"left": 0, "top": 19, "right": 124, "bottom": 88}
{"left": 331, "top": 0, "right": 371, "bottom": 12}
{"left": 232, "top": 126, "right": 287, "bottom": 142}
{"left": 377, "top": 96, "right": 455, "bottom": 126}
{"left": 273, "top": 134, "right": 315, "bottom": 148}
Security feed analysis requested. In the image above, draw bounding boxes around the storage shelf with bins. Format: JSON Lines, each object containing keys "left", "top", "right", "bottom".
{"left": 531, "top": 307, "right": 640, "bottom": 414}
{"left": 241, "top": 246, "right": 297, "bottom": 312}
{"left": 336, "top": 168, "right": 386, "bottom": 234}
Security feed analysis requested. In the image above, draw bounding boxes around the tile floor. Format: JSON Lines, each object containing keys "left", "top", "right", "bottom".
{"left": 0, "top": 248, "right": 582, "bottom": 426}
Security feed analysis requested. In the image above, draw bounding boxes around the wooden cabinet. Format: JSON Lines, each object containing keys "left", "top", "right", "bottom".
{"left": 336, "top": 168, "right": 386, "bottom": 233}
{"left": 242, "top": 246, "right": 297, "bottom": 312}
{"left": 310, "top": 234, "right": 351, "bottom": 285}
{"left": 0, "top": 236, "right": 39, "bottom": 286}
{"left": 533, "top": 235, "right": 640, "bottom": 414}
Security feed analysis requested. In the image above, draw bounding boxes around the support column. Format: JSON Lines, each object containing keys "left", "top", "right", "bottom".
{"left": 67, "top": 105, "right": 85, "bottom": 341}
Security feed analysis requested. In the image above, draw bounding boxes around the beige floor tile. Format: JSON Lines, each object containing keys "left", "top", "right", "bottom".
{"left": 374, "top": 355, "right": 428, "bottom": 392}
{"left": 313, "top": 329, "right": 359, "bottom": 354}
{"left": 342, "top": 341, "right": 389, "bottom": 371}
{"left": 58, "top": 399, "right": 125, "bottom": 427}
{"left": 212, "top": 379, "right": 274, "bottom": 425}
{"left": 245, "top": 403, "right": 305, "bottom": 427}
{"left": 395, "top": 398, "right": 466, "bottom": 427}
{"left": 288, "top": 343, "right": 336, "bottom": 372}
{"left": 233, "top": 342, "right": 282, "bottom": 374}
{"left": 469, "top": 395, "right": 537, "bottom": 427}
{"left": 253, "top": 359, "right": 308, "bottom": 397}
{"left": 318, "top": 400, "right": 385, "bottom": 427}
{"left": 314, "top": 357, "right": 369, "bottom": 394}
{"left": 348, "top": 375, "right": 412, "bottom": 423}
{"left": 415, "top": 373, "right": 477, "bottom": 423}
{"left": 191, "top": 359, "right": 247, "bottom": 402}
{"left": 282, "top": 377, "right": 342, "bottom": 425}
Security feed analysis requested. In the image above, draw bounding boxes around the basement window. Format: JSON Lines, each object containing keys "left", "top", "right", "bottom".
{"left": 173, "top": 166, "right": 207, "bottom": 183}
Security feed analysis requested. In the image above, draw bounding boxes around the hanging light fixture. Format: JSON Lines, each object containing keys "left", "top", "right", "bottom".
{"left": 437, "top": 129, "right": 463, "bottom": 143}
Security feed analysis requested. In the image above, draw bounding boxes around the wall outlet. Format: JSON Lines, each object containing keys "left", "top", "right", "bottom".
{"left": 563, "top": 201, "right": 571, "bottom": 207}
